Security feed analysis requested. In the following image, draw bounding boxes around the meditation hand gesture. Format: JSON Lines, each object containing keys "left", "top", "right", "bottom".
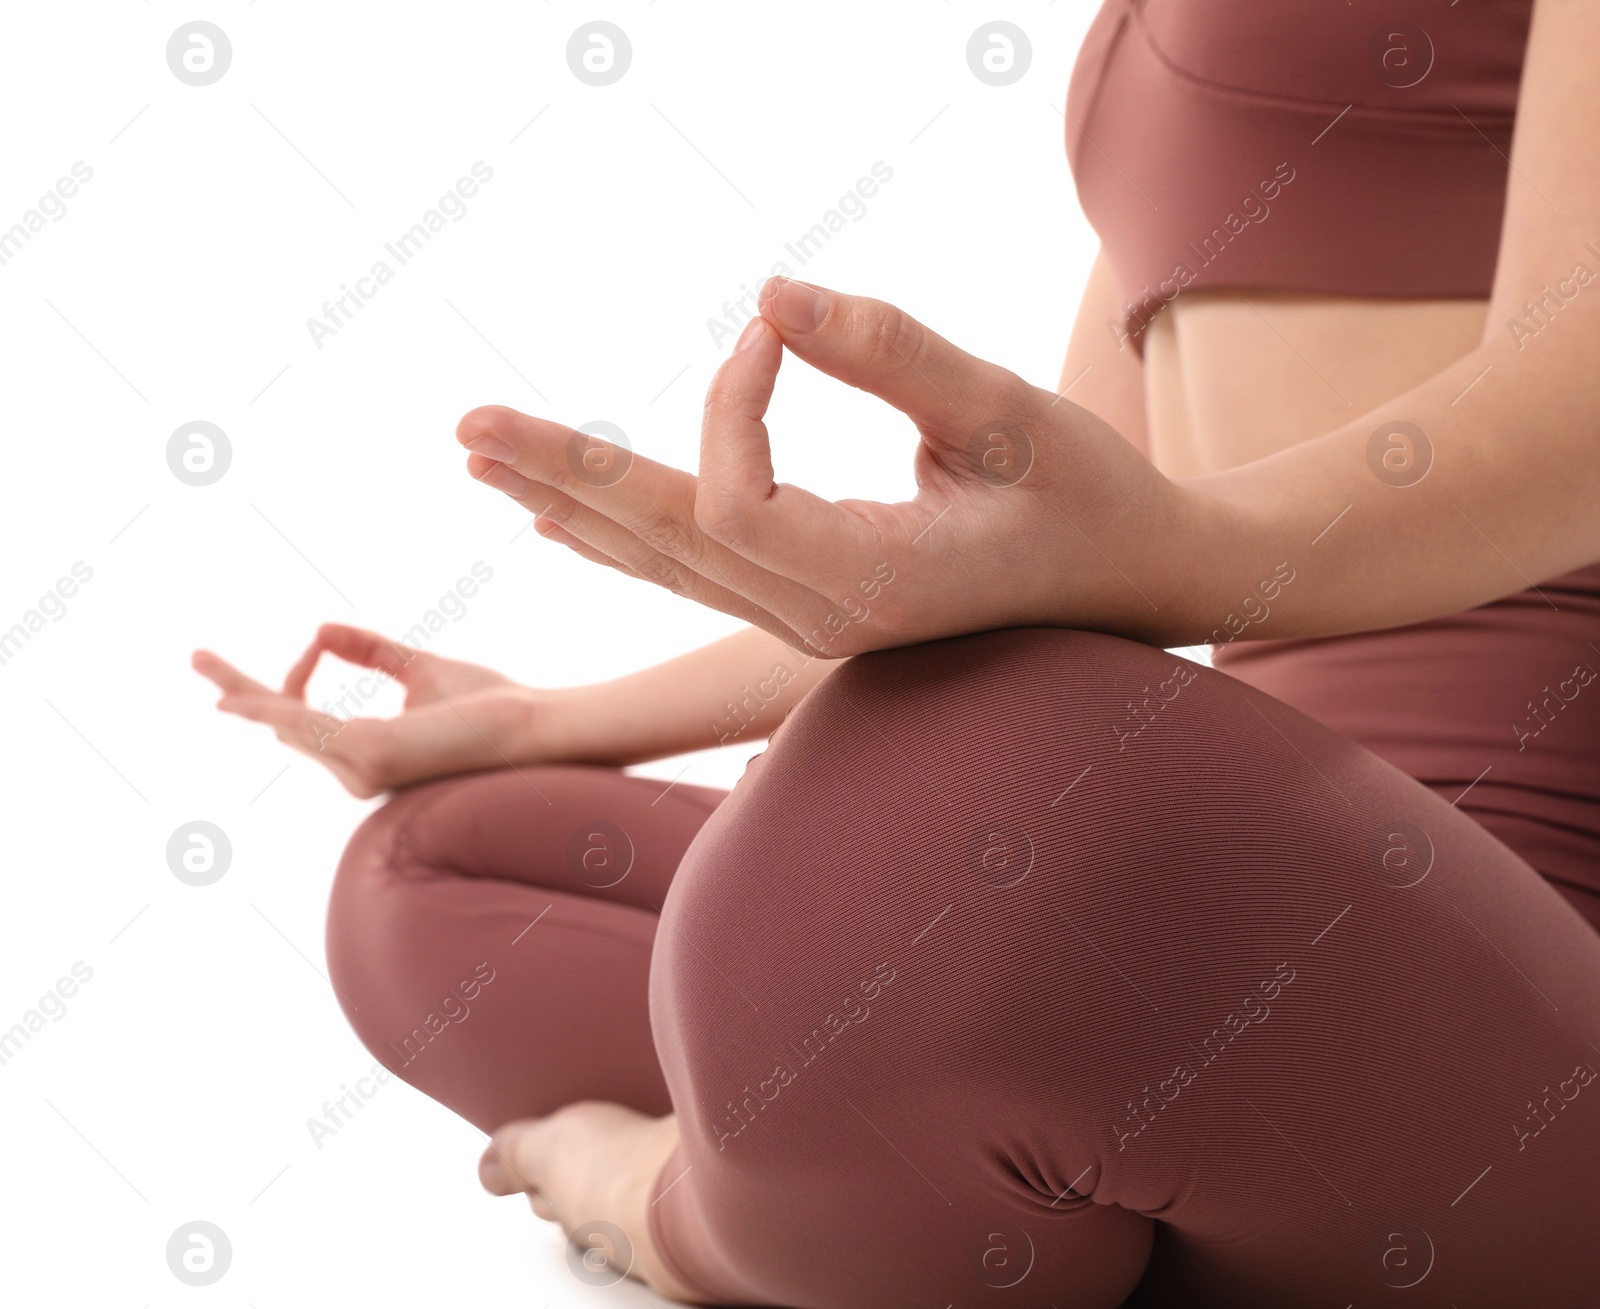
{"left": 193, "top": 624, "right": 546, "bottom": 798}
{"left": 456, "top": 277, "right": 1215, "bottom": 658}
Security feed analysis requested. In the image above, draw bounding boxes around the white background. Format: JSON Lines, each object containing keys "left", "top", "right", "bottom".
{"left": 0, "top": 2, "right": 1105, "bottom": 1303}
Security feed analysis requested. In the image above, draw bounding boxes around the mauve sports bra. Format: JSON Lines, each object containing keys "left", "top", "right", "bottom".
{"left": 1065, "top": 0, "right": 1535, "bottom": 353}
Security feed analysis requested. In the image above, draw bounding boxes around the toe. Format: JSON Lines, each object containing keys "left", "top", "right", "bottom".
{"left": 479, "top": 1118, "right": 551, "bottom": 1195}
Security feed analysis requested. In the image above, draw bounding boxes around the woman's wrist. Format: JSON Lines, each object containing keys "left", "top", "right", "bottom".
{"left": 1036, "top": 447, "right": 1258, "bottom": 649}
{"left": 505, "top": 679, "right": 710, "bottom": 770}
{"left": 512, "top": 629, "right": 846, "bottom": 770}
{"left": 501, "top": 683, "right": 597, "bottom": 767}
{"left": 1149, "top": 476, "right": 1273, "bottom": 647}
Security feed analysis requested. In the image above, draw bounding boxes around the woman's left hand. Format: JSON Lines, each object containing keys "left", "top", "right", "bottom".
{"left": 455, "top": 278, "right": 1223, "bottom": 657}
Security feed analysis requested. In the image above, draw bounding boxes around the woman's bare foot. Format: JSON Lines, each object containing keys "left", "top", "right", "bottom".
{"left": 478, "top": 1102, "right": 701, "bottom": 1303}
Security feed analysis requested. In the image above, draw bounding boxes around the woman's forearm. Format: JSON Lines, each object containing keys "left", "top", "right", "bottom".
{"left": 1165, "top": 310, "right": 1600, "bottom": 645}
{"left": 527, "top": 625, "right": 843, "bottom": 767}
{"left": 1147, "top": 0, "right": 1600, "bottom": 647}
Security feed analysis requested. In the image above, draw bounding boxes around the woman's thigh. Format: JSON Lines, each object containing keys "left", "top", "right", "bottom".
{"left": 325, "top": 763, "right": 727, "bottom": 1132}
{"left": 647, "top": 627, "right": 1600, "bottom": 1308}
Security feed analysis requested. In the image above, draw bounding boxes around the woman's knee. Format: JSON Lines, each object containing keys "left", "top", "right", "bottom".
{"left": 323, "top": 766, "right": 569, "bottom": 986}
{"left": 323, "top": 781, "right": 445, "bottom": 1032}
{"left": 322, "top": 772, "right": 532, "bottom": 1041}
{"left": 649, "top": 630, "right": 1233, "bottom": 1300}
{"left": 657, "top": 627, "right": 1344, "bottom": 988}
{"left": 658, "top": 623, "right": 1573, "bottom": 955}
{"left": 652, "top": 627, "right": 1600, "bottom": 1248}
{"left": 648, "top": 627, "right": 1600, "bottom": 1305}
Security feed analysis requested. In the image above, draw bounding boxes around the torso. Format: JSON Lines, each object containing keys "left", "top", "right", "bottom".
{"left": 1061, "top": 0, "right": 1600, "bottom": 931}
{"left": 1143, "top": 292, "right": 1489, "bottom": 478}
{"left": 1160, "top": 292, "right": 1600, "bottom": 935}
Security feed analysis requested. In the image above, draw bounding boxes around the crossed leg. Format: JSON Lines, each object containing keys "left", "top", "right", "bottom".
{"left": 324, "top": 762, "right": 727, "bottom": 1131}
{"left": 328, "top": 628, "right": 1600, "bottom": 1308}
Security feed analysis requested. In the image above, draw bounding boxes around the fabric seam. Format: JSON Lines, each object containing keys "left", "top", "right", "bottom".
{"left": 1065, "top": 0, "right": 1133, "bottom": 179}
{"left": 1127, "top": 0, "right": 1518, "bottom": 126}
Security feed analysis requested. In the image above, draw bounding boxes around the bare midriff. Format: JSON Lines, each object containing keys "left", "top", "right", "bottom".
{"left": 1142, "top": 291, "right": 1491, "bottom": 479}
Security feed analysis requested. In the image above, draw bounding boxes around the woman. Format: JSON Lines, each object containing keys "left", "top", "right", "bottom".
{"left": 196, "top": 2, "right": 1600, "bottom": 1304}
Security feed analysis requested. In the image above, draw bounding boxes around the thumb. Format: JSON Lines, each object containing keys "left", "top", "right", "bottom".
{"left": 756, "top": 276, "right": 1033, "bottom": 461}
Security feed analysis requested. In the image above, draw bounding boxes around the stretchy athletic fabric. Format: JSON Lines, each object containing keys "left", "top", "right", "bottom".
{"left": 1066, "top": 0, "right": 1534, "bottom": 354}
{"left": 1212, "top": 562, "right": 1600, "bottom": 933}
{"left": 327, "top": 629, "right": 1600, "bottom": 1307}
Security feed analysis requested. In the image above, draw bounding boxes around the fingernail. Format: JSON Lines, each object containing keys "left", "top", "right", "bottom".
{"left": 732, "top": 314, "right": 767, "bottom": 354}
{"left": 476, "top": 461, "right": 531, "bottom": 499}
{"left": 764, "top": 278, "right": 830, "bottom": 334}
{"left": 465, "top": 434, "right": 517, "bottom": 463}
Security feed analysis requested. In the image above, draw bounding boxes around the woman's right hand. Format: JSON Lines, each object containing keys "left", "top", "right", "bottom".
{"left": 192, "top": 623, "right": 556, "bottom": 798}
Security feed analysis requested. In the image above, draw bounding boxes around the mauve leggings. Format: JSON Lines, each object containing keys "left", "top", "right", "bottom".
{"left": 324, "top": 627, "right": 1600, "bottom": 1308}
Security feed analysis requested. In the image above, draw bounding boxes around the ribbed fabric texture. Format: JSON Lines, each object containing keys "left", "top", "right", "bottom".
{"left": 1065, "top": 0, "right": 1533, "bottom": 355}
{"left": 328, "top": 628, "right": 1600, "bottom": 1306}
{"left": 1214, "top": 562, "right": 1600, "bottom": 933}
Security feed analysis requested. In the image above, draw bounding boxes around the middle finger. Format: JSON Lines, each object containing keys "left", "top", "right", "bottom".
{"left": 457, "top": 406, "right": 842, "bottom": 647}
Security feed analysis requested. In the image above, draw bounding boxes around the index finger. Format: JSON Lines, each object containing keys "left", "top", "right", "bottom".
{"left": 695, "top": 311, "right": 884, "bottom": 580}
{"left": 755, "top": 276, "right": 1019, "bottom": 448}
{"left": 283, "top": 623, "right": 410, "bottom": 699}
